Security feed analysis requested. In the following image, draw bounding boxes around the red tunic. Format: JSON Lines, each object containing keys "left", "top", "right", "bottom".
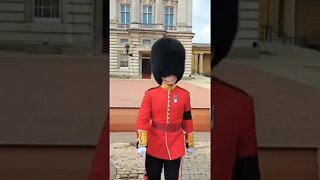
{"left": 136, "top": 85, "right": 194, "bottom": 160}
{"left": 87, "top": 119, "right": 108, "bottom": 180}
{"left": 212, "top": 77, "right": 258, "bottom": 179}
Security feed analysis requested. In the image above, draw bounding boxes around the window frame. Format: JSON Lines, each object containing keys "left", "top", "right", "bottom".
{"left": 142, "top": 39, "right": 152, "bottom": 45}
{"left": 119, "top": 52, "right": 129, "bottom": 69}
{"left": 142, "top": 5, "right": 152, "bottom": 25}
{"left": 33, "top": 0, "right": 61, "bottom": 23}
{"left": 120, "top": 39, "right": 129, "bottom": 45}
{"left": 164, "top": 6, "right": 174, "bottom": 28}
{"left": 120, "top": 4, "right": 131, "bottom": 25}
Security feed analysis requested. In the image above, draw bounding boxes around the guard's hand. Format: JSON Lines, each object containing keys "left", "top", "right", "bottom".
{"left": 137, "top": 147, "right": 146, "bottom": 158}
{"left": 186, "top": 148, "right": 194, "bottom": 155}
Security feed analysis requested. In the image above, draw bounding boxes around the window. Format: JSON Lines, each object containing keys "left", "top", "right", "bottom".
{"left": 143, "top": 5, "right": 152, "bottom": 24}
{"left": 119, "top": 53, "right": 129, "bottom": 68}
{"left": 164, "top": 7, "right": 174, "bottom": 29}
{"left": 143, "top": 39, "right": 152, "bottom": 45}
{"left": 120, "top": 39, "right": 129, "bottom": 45}
{"left": 34, "top": 0, "right": 60, "bottom": 21}
{"left": 120, "top": 4, "right": 130, "bottom": 25}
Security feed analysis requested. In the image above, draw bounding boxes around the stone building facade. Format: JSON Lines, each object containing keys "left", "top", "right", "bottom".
{"left": 109, "top": 0, "right": 194, "bottom": 79}
{"left": 0, "top": 0, "right": 104, "bottom": 55}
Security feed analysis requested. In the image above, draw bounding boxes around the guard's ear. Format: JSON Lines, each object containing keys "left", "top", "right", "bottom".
{"left": 212, "top": 0, "right": 239, "bottom": 69}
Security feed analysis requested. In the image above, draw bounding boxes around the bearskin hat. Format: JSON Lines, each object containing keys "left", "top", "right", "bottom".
{"left": 151, "top": 37, "right": 185, "bottom": 85}
{"left": 212, "top": 0, "right": 238, "bottom": 68}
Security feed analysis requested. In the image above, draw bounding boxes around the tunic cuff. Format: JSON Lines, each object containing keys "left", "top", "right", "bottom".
{"left": 137, "top": 129, "right": 147, "bottom": 147}
{"left": 186, "top": 132, "right": 194, "bottom": 147}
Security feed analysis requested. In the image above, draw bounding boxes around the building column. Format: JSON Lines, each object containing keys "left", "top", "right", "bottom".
{"left": 194, "top": 53, "right": 199, "bottom": 73}
{"left": 155, "top": 0, "right": 163, "bottom": 29}
{"left": 110, "top": 0, "right": 117, "bottom": 25}
{"left": 186, "top": 0, "right": 193, "bottom": 27}
{"left": 129, "top": 33, "right": 140, "bottom": 77}
{"left": 283, "top": 0, "right": 296, "bottom": 38}
{"left": 199, "top": 53, "right": 204, "bottom": 74}
{"left": 131, "top": 0, "right": 139, "bottom": 28}
{"left": 191, "top": 53, "right": 195, "bottom": 73}
{"left": 177, "top": 0, "right": 187, "bottom": 25}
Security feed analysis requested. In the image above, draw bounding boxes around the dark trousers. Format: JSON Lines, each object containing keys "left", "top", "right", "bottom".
{"left": 145, "top": 153, "right": 181, "bottom": 180}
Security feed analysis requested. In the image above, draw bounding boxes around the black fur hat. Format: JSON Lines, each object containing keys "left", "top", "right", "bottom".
{"left": 151, "top": 37, "right": 185, "bottom": 85}
{"left": 212, "top": 0, "right": 238, "bottom": 68}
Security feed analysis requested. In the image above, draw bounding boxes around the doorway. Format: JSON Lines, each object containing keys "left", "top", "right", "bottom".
{"left": 141, "top": 53, "right": 151, "bottom": 79}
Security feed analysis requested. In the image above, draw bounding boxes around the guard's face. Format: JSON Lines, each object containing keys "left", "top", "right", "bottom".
{"left": 162, "top": 75, "right": 177, "bottom": 85}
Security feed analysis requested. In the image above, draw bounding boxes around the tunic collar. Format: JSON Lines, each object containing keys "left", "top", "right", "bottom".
{"left": 160, "top": 83, "right": 176, "bottom": 91}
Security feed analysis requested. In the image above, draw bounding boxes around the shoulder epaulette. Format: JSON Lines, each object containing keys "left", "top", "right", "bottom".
{"left": 147, "top": 86, "right": 160, "bottom": 91}
{"left": 176, "top": 86, "right": 189, "bottom": 93}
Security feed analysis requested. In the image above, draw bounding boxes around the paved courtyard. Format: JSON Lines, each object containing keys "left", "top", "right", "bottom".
{"left": 110, "top": 132, "right": 210, "bottom": 180}
{"left": 110, "top": 142, "right": 210, "bottom": 180}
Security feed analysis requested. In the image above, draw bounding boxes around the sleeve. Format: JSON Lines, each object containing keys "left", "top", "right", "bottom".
{"left": 136, "top": 91, "right": 152, "bottom": 148}
{"left": 183, "top": 92, "right": 195, "bottom": 148}
{"left": 233, "top": 97, "right": 260, "bottom": 180}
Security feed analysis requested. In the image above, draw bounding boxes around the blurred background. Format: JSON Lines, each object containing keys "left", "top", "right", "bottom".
{"left": 0, "top": 0, "right": 108, "bottom": 179}
{"left": 0, "top": 0, "right": 319, "bottom": 179}
{"left": 214, "top": 0, "right": 320, "bottom": 179}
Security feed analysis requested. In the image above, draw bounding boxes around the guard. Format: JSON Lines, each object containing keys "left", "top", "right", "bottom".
{"left": 136, "top": 37, "right": 195, "bottom": 180}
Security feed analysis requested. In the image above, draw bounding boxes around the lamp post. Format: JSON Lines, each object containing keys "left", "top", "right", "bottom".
{"left": 125, "top": 44, "right": 133, "bottom": 56}
{"left": 125, "top": 44, "right": 133, "bottom": 76}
